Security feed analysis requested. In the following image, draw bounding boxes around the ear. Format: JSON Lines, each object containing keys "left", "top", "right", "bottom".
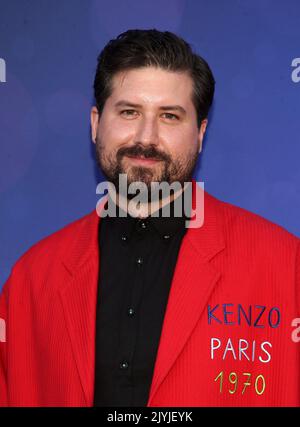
{"left": 90, "top": 106, "right": 100, "bottom": 144}
{"left": 197, "top": 118, "right": 208, "bottom": 153}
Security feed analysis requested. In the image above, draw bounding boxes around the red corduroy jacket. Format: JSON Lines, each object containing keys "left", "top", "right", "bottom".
{"left": 0, "top": 184, "right": 300, "bottom": 406}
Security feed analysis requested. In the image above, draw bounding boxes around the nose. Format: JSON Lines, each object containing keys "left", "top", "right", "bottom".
{"left": 134, "top": 115, "right": 159, "bottom": 146}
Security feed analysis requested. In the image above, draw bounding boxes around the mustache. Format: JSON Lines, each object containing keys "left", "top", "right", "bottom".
{"left": 117, "top": 144, "right": 170, "bottom": 162}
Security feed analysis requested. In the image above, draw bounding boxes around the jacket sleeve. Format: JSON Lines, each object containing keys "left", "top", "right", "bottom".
{"left": 0, "top": 277, "right": 9, "bottom": 406}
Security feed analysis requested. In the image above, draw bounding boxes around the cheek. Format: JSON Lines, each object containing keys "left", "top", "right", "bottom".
{"left": 162, "top": 127, "right": 198, "bottom": 157}
{"left": 98, "top": 116, "right": 134, "bottom": 148}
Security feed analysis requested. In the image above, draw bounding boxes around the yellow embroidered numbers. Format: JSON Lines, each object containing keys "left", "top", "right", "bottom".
{"left": 214, "top": 371, "right": 266, "bottom": 395}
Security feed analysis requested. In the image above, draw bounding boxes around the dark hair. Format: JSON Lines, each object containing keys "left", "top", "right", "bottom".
{"left": 93, "top": 29, "right": 215, "bottom": 127}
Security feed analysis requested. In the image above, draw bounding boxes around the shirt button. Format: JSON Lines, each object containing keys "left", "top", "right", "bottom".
{"left": 137, "top": 219, "right": 147, "bottom": 232}
{"left": 120, "top": 361, "right": 129, "bottom": 370}
{"left": 127, "top": 308, "right": 135, "bottom": 317}
{"left": 163, "top": 234, "right": 171, "bottom": 240}
{"left": 136, "top": 256, "right": 144, "bottom": 266}
{"left": 121, "top": 235, "right": 127, "bottom": 242}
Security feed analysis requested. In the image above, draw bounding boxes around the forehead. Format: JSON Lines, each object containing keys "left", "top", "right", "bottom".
{"left": 108, "top": 67, "right": 194, "bottom": 108}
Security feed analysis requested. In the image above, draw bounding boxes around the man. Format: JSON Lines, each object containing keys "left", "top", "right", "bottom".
{"left": 0, "top": 29, "right": 299, "bottom": 407}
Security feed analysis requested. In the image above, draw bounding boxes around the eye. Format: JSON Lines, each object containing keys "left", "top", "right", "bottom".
{"left": 120, "top": 109, "right": 138, "bottom": 118}
{"left": 162, "top": 113, "right": 180, "bottom": 121}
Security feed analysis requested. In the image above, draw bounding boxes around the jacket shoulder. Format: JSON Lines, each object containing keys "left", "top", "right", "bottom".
{"left": 10, "top": 210, "right": 97, "bottom": 277}
{"left": 207, "top": 192, "right": 299, "bottom": 249}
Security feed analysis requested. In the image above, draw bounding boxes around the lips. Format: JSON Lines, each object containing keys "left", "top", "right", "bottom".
{"left": 125, "top": 155, "right": 162, "bottom": 166}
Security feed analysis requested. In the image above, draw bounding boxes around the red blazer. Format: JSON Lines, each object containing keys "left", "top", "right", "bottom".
{"left": 1, "top": 183, "right": 300, "bottom": 406}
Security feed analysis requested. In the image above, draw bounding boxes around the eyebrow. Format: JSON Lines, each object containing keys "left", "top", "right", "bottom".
{"left": 114, "top": 100, "right": 187, "bottom": 115}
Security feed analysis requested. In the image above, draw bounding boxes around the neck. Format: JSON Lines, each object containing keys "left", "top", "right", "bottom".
{"left": 108, "top": 182, "right": 189, "bottom": 219}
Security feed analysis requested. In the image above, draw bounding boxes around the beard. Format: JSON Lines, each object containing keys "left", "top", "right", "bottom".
{"left": 95, "top": 138, "right": 199, "bottom": 201}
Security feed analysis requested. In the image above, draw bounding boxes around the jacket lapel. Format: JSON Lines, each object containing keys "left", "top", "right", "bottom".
{"left": 59, "top": 256, "right": 98, "bottom": 405}
{"left": 147, "top": 182, "right": 226, "bottom": 405}
{"left": 58, "top": 197, "right": 107, "bottom": 406}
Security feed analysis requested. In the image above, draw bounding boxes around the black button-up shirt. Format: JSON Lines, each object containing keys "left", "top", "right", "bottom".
{"left": 93, "top": 192, "right": 189, "bottom": 407}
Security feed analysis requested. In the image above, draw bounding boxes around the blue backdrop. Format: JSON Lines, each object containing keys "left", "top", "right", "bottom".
{"left": 0, "top": 0, "right": 300, "bottom": 289}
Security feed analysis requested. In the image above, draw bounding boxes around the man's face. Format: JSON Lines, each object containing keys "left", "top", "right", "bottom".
{"left": 91, "top": 66, "right": 207, "bottom": 193}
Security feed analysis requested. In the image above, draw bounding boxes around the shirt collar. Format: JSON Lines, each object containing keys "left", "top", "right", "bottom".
{"left": 103, "top": 186, "right": 191, "bottom": 240}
